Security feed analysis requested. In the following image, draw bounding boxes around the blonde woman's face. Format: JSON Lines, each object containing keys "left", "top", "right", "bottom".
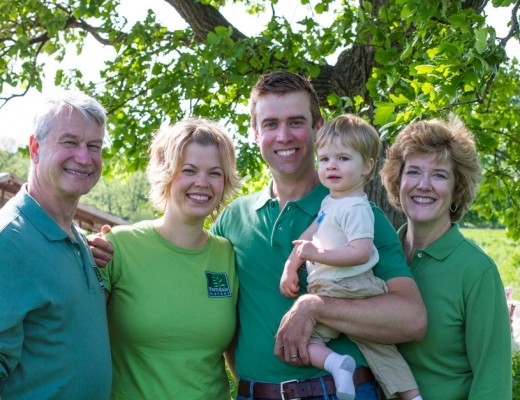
{"left": 166, "top": 143, "right": 225, "bottom": 223}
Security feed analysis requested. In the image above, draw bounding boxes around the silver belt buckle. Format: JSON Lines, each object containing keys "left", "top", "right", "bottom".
{"left": 280, "top": 379, "right": 300, "bottom": 400}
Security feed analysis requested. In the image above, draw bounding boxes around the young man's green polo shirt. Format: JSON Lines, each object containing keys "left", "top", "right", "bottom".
{"left": 212, "top": 182, "right": 412, "bottom": 383}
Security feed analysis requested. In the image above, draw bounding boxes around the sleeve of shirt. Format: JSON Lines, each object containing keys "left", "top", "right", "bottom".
{"left": 99, "top": 231, "right": 119, "bottom": 293}
{"left": 211, "top": 208, "right": 228, "bottom": 237}
{"left": 370, "top": 204, "right": 413, "bottom": 281}
{"left": 465, "top": 265, "right": 512, "bottom": 398}
{"left": 340, "top": 202, "right": 375, "bottom": 241}
{"left": 0, "top": 242, "right": 30, "bottom": 381}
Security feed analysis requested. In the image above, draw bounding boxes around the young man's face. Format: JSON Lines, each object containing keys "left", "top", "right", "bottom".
{"left": 253, "top": 91, "right": 321, "bottom": 180}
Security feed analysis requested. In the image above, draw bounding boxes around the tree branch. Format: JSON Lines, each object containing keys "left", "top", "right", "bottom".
{"left": 463, "top": 0, "right": 489, "bottom": 13}
{"left": 65, "top": 17, "right": 127, "bottom": 46}
{"left": 500, "top": 0, "right": 520, "bottom": 46}
{"left": 164, "top": 0, "right": 247, "bottom": 42}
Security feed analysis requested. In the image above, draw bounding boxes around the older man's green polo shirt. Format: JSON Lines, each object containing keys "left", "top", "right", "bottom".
{"left": 0, "top": 186, "right": 112, "bottom": 400}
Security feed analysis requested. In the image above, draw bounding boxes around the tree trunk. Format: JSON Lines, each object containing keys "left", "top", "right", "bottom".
{"left": 366, "top": 161, "right": 407, "bottom": 230}
{"left": 165, "top": 0, "right": 247, "bottom": 41}
{"left": 163, "top": 0, "right": 484, "bottom": 228}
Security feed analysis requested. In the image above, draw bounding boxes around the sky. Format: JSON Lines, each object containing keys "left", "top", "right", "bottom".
{"left": 0, "top": 2, "right": 518, "bottom": 150}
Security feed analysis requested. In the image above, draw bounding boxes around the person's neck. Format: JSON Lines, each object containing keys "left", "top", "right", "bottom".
{"left": 154, "top": 214, "right": 208, "bottom": 249}
{"left": 329, "top": 186, "right": 366, "bottom": 200}
{"left": 271, "top": 170, "right": 320, "bottom": 209}
{"left": 403, "top": 218, "right": 452, "bottom": 261}
{"left": 27, "top": 182, "right": 78, "bottom": 236}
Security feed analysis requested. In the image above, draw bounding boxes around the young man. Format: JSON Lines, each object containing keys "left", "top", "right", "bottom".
{"left": 211, "top": 72, "right": 426, "bottom": 400}
{"left": 0, "top": 91, "right": 112, "bottom": 399}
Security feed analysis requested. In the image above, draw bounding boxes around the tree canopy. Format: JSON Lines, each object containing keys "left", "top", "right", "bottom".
{"left": 1, "top": 0, "right": 520, "bottom": 235}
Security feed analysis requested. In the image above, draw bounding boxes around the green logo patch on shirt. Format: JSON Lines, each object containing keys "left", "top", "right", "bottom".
{"left": 205, "top": 271, "right": 232, "bottom": 298}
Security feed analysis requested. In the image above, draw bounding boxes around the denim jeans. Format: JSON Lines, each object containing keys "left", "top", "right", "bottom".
{"left": 235, "top": 377, "right": 380, "bottom": 400}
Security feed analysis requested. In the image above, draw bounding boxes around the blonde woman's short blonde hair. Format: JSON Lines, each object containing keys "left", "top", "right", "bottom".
{"left": 147, "top": 118, "right": 241, "bottom": 218}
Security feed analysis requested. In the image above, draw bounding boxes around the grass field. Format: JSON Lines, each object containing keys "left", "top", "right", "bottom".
{"left": 461, "top": 227, "right": 520, "bottom": 299}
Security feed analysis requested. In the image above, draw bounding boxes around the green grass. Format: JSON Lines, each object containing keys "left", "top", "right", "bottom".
{"left": 514, "top": 352, "right": 520, "bottom": 400}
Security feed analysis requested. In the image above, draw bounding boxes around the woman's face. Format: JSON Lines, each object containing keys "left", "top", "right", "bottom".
{"left": 399, "top": 152, "right": 455, "bottom": 227}
{"left": 166, "top": 142, "right": 225, "bottom": 223}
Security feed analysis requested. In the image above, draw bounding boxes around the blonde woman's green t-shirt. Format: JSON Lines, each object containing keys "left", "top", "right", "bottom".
{"left": 101, "top": 220, "right": 238, "bottom": 400}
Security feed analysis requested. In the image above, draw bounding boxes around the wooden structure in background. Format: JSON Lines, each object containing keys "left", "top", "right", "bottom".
{"left": 0, "top": 172, "right": 129, "bottom": 233}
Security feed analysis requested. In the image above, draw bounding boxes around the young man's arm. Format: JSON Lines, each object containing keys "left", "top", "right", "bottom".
{"left": 274, "top": 277, "right": 426, "bottom": 365}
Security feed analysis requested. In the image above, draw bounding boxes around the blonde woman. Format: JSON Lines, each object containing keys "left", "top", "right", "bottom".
{"left": 100, "top": 118, "right": 241, "bottom": 399}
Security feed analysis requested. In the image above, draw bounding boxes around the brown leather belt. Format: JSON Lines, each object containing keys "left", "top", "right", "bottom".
{"left": 237, "top": 367, "right": 375, "bottom": 399}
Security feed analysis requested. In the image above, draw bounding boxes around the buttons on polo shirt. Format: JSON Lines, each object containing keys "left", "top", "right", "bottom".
{"left": 417, "top": 252, "right": 423, "bottom": 258}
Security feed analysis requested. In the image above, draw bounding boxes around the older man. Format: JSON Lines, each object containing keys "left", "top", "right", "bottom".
{"left": 0, "top": 90, "right": 112, "bottom": 399}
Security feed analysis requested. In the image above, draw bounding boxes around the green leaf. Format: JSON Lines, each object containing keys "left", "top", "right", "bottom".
{"left": 474, "top": 27, "right": 488, "bottom": 54}
{"left": 374, "top": 102, "right": 396, "bottom": 126}
{"left": 414, "top": 65, "right": 436, "bottom": 74}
